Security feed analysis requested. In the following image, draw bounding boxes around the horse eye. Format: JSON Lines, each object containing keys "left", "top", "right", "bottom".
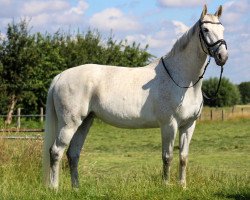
{"left": 203, "top": 28, "right": 209, "bottom": 33}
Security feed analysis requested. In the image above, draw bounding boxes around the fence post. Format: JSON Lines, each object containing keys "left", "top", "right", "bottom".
{"left": 210, "top": 109, "right": 213, "bottom": 120}
{"left": 222, "top": 109, "right": 224, "bottom": 121}
{"left": 241, "top": 108, "right": 244, "bottom": 116}
{"left": 40, "top": 107, "right": 44, "bottom": 122}
{"left": 17, "top": 108, "right": 21, "bottom": 129}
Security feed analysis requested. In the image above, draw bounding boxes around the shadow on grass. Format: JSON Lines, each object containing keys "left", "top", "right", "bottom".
{"left": 216, "top": 192, "right": 250, "bottom": 200}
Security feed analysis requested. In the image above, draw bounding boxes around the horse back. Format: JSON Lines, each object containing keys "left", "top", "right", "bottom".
{"left": 52, "top": 64, "right": 160, "bottom": 128}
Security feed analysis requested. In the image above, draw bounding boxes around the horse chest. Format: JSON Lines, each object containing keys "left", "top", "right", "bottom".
{"left": 176, "top": 98, "right": 203, "bottom": 123}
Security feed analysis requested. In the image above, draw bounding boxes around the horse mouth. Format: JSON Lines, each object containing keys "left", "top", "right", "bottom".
{"left": 215, "top": 52, "right": 228, "bottom": 66}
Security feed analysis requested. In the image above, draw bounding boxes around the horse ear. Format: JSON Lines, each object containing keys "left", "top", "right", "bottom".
{"left": 200, "top": 4, "right": 207, "bottom": 20}
{"left": 215, "top": 5, "right": 223, "bottom": 18}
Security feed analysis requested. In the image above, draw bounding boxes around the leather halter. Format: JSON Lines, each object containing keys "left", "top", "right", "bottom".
{"left": 199, "top": 20, "right": 227, "bottom": 57}
{"left": 161, "top": 19, "right": 227, "bottom": 100}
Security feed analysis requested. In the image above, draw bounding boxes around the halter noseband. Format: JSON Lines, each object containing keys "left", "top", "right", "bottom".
{"left": 199, "top": 20, "right": 227, "bottom": 57}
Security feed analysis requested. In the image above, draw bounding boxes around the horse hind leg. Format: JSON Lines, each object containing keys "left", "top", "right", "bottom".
{"left": 66, "top": 114, "right": 94, "bottom": 188}
{"left": 49, "top": 118, "right": 82, "bottom": 189}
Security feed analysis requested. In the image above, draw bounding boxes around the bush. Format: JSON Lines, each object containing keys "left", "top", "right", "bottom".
{"left": 202, "top": 77, "right": 241, "bottom": 107}
{"left": 0, "top": 19, "right": 153, "bottom": 116}
{"left": 238, "top": 82, "right": 250, "bottom": 104}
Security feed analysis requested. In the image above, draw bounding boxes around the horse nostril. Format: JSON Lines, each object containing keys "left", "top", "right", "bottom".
{"left": 218, "top": 53, "right": 222, "bottom": 60}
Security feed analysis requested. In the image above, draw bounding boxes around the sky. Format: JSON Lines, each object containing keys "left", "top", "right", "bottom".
{"left": 0, "top": 0, "right": 249, "bottom": 83}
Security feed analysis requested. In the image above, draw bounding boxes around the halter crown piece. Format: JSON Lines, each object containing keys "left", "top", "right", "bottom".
{"left": 161, "top": 19, "right": 227, "bottom": 100}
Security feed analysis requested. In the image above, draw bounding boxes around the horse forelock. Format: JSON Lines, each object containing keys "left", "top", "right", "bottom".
{"left": 203, "top": 14, "right": 220, "bottom": 23}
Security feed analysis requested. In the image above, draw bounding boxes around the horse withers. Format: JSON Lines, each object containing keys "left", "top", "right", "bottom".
{"left": 43, "top": 5, "right": 228, "bottom": 189}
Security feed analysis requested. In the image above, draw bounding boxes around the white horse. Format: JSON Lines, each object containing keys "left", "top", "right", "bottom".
{"left": 43, "top": 5, "right": 228, "bottom": 189}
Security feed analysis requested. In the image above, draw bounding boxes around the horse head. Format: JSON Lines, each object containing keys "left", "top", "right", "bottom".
{"left": 199, "top": 5, "right": 228, "bottom": 66}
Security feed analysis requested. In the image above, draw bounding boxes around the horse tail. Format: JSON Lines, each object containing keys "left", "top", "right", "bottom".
{"left": 43, "top": 74, "right": 60, "bottom": 186}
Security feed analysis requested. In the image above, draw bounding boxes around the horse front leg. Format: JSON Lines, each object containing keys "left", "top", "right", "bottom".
{"left": 178, "top": 121, "right": 196, "bottom": 188}
{"left": 161, "top": 121, "right": 178, "bottom": 184}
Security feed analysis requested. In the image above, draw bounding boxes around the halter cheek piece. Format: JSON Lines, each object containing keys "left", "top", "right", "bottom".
{"left": 161, "top": 19, "right": 227, "bottom": 100}
{"left": 199, "top": 20, "right": 227, "bottom": 57}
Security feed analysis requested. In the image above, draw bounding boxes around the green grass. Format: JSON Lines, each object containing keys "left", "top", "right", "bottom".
{"left": 0, "top": 119, "right": 249, "bottom": 199}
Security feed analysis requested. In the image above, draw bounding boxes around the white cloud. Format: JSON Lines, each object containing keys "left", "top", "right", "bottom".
{"left": 125, "top": 20, "right": 183, "bottom": 56}
{"left": 89, "top": 8, "right": 141, "bottom": 32}
{"left": 157, "top": 0, "right": 209, "bottom": 7}
{"left": 0, "top": 0, "right": 89, "bottom": 32}
{"left": 126, "top": 33, "right": 170, "bottom": 49}
{"left": 22, "top": 1, "right": 68, "bottom": 16}
{"left": 222, "top": 0, "right": 249, "bottom": 26}
{"left": 172, "top": 20, "right": 189, "bottom": 36}
{"left": 68, "top": 0, "right": 89, "bottom": 15}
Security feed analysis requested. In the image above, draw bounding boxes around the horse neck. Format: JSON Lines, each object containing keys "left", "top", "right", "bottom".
{"left": 162, "top": 23, "right": 207, "bottom": 89}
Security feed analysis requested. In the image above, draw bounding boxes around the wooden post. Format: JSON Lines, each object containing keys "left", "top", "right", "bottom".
{"left": 17, "top": 108, "right": 21, "bottom": 129}
{"left": 222, "top": 109, "right": 224, "bottom": 121}
{"left": 210, "top": 109, "right": 213, "bottom": 120}
{"left": 40, "top": 107, "right": 44, "bottom": 122}
{"left": 241, "top": 108, "right": 244, "bottom": 115}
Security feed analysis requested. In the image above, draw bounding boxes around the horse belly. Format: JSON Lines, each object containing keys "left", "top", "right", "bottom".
{"left": 97, "top": 113, "right": 159, "bottom": 129}
{"left": 92, "top": 91, "right": 159, "bottom": 128}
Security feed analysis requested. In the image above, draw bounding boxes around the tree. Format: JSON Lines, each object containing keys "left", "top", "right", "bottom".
{"left": 0, "top": 57, "right": 8, "bottom": 114}
{"left": 0, "top": 19, "right": 40, "bottom": 124}
{"left": 238, "top": 82, "right": 250, "bottom": 104}
{"left": 0, "top": 20, "right": 153, "bottom": 119}
{"left": 26, "top": 32, "right": 66, "bottom": 112}
{"left": 202, "top": 77, "right": 241, "bottom": 107}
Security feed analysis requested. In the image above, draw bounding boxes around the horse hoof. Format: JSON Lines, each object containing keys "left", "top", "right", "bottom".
{"left": 179, "top": 181, "right": 187, "bottom": 189}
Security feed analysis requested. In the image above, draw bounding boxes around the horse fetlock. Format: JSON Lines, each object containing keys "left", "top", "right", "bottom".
{"left": 180, "top": 155, "right": 188, "bottom": 167}
{"left": 179, "top": 179, "right": 187, "bottom": 189}
{"left": 71, "top": 177, "right": 80, "bottom": 188}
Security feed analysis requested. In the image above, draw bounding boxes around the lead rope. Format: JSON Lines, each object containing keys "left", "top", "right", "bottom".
{"left": 161, "top": 56, "right": 211, "bottom": 89}
{"left": 202, "top": 65, "right": 224, "bottom": 100}
{"left": 161, "top": 56, "right": 224, "bottom": 100}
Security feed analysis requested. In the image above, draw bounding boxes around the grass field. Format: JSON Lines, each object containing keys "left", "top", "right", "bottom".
{"left": 0, "top": 119, "right": 249, "bottom": 199}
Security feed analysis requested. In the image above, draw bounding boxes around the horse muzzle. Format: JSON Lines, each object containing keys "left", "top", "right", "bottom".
{"left": 214, "top": 47, "right": 228, "bottom": 66}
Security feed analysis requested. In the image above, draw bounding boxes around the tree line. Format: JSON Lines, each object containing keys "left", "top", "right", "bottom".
{"left": 0, "top": 20, "right": 249, "bottom": 124}
{"left": 202, "top": 78, "right": 250, "bottom": 107}
{"left": 0, "top": 20, "right": 152, "bottom": 124}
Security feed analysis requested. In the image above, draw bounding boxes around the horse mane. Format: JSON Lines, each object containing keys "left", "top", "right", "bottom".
{"left": 165, "top": 21, "right": 199, "bottom": 59}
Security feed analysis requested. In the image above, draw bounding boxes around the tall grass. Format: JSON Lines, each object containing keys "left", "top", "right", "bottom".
{"left": 0, "top": 119, "right": 249, "bottom": 199}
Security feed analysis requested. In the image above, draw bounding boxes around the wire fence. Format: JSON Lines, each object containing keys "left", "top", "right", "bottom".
{"left": 0, "top": 106, "right": 249, "bottom": 139}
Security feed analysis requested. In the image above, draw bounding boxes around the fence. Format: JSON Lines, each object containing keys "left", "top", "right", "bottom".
{"left": 0, "top": 107, "right": 45, "bottom": 132}
{"left": 198, "top": 106, "right": 250, "bottom": 121}
{"left": 0, "top": 106, "right": 250, "bottom": 133}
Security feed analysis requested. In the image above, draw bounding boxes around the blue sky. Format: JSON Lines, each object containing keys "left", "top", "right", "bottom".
{"left": 0, "top": 0, "right": 249, "bottom": 83}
